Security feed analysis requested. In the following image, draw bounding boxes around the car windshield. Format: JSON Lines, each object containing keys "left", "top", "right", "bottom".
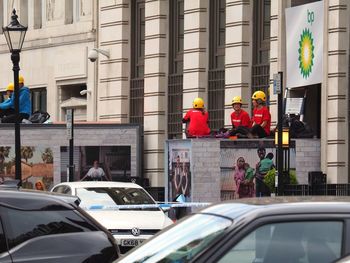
{"left": 77, "top": 187, "right": 156, "bottom": 210}
{"left": 117, "top": 214, "right": 232, "bottom": 263}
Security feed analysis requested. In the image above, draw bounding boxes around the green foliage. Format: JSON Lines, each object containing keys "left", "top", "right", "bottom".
{"left": 42, "top": 148, "right": 53, "bottom": 163}
{"left": 21, "top": 147, "right": 35, "bottom": 163}
{"left": 263, "top": 169, "right": 298, "bottom": 193}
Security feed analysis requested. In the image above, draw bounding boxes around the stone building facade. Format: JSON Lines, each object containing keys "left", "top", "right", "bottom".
{"left": 0, "top": 0, "right": 349, "bottom": 186}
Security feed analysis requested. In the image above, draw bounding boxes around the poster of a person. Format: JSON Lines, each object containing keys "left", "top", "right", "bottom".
{"left": 169, "top": 149, "right": 191, "bottom": 201}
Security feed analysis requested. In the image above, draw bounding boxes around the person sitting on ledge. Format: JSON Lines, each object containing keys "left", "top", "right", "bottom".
{"left": 248, "top": 90, "right": 271, "bottom": 138}
{"left": 0, "top": 76, "right": 31, "bottom": 123}
{"left": 0, "top": 82, "right": 15, "bottom": 119}
{"left": 182, "top": 97, "right": 211, "bottom": 138}
{"left": 229, "top": 96, "right": 251, "bottom": 137}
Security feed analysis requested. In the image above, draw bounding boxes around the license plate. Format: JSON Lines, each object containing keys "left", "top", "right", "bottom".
{"left": 121, "top": 239, "right": 144, "bottom": 247}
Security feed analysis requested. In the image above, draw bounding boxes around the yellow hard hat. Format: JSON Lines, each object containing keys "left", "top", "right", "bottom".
{"left": 193, "top": 98, "right": 204, "bottom": 109}
{"left": 232, "top": 96, "right": 242, "bottom": 105}
{"left": 19, "top": 76, "right": 24, "bottom": 84}
{"left": 6, "top": 82, "right": 14, "bottom": 92}
{"left": 252, "top": 90, "right": 266, "bottom": 102}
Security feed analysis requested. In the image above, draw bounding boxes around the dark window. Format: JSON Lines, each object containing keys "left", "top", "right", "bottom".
{"left": 65, "top": 0, "right": 73, "bottom": 24}
{"left": 30, "top": 88, "right": 47, "bottom": 113}
{"left": 0, "top": 218, "right": 7, "bottom": 253}
{"left": 208, "top": 0, "right": 225, "bottom": 130}
{"left": 253, "top": 0, "right": 270, "bottom": 65}
{"left": 34, "top": 0, "right": 42, "bottom": 29}
{"left": 2, "top": 208, "right": 97, "bottom": 250}
{"left": 19, "top": 0, "right": 29, "bottom": 27}
{"left": 168, "top": 0, "right": 184, "bottom": 139}
{"left": 169, "top": 0, "right": 184, "bottom": 75}
{"left": 0, "top": 0, "right": 3, "bottom": 34}
{"left": 291, "top": 0, "right": 321, "bottom": 6}
{"left": 218, "top": 221, "right": 343, "bottom": 263}
{"left": 252, "top": 0, "right": 270, "bottom": 100}
{"left": 130, "top": 0, "right": 145, "bottom": 125}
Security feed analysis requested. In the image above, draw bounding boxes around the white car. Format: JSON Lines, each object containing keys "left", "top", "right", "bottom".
{"left": 51, "top": 181, "right": 173, "bottom": 253}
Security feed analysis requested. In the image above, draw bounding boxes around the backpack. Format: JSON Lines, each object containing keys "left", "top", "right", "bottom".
{"left": 290, "top": 118, "right": 314, "bottom": 138}
{"left": 28, "top": 111, "right": 50, "bottom": 124}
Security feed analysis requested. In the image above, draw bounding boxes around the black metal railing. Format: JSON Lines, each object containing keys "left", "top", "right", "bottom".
{"left": 208, "top": 69, "right": 225, "bottom": 131}
{"left": 284, "top": 184, "right": 350, "bottom": 196}
{"left": 130, "top": 78, "right": 144, "bottom": 125}
{"left": 168, "top": 74, "right": 183, "bottom": 139}
{"left": 252, "top": 64, "right": 269, "bottom": 96}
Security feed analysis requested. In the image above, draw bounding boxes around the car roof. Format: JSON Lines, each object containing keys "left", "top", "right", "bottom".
{"left": 54, "top": 181, "right": 143, "bottom": 189}
{"left": 201, "top": 196, "right": 350, "bottom": 220}
{"left": 0, "top": 189, "right": 80, "bottom": 211}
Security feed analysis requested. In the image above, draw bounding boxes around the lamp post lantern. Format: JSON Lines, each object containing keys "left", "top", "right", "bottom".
{"left": 2, "top": 9, "right": 28, "bottom": 185}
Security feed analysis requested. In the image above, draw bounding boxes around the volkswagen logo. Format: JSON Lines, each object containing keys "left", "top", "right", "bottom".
{"left": 131, "top": 227, "right": 141, "bottom": 236}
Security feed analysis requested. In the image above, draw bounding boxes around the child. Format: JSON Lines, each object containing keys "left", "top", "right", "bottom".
{"left": 244, "top": 163, "right": 255, "bottom": 181}
{"left": 258, "top": 152, "right": 274, "bottom": 175}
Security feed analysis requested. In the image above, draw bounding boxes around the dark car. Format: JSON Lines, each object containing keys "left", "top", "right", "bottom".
{"left": 117, "top": 196, "right": 350, "bottom": 263}
{"left": 0, "top": 189, "right": 119, "bottom": 262}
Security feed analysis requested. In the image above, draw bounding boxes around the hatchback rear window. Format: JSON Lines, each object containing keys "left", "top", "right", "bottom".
{"left": 1, "top": 208, "right": 97, "bottom": 249}
{"left": 77, "top": 187, "right": 156, "bottom": 210}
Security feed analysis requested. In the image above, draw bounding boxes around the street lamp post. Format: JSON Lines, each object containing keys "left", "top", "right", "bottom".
{"left": 2, "top": 9, "right": 27, "bottom": 185}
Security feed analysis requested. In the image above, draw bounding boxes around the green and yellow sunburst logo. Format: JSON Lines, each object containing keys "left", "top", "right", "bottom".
{"left": 298, "top": 28, "right": 315, "bottom": 79}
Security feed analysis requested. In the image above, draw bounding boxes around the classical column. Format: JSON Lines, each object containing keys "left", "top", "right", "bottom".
{"left": 269, "top": 0, "right": 288, "bottom": 128}
{"left": 224, "top": 0, "right": 252, "bottom": 128}
{"left": 324, "top": 0, "right": 349, "bottom": 182}
{"left": 98, "top": 0, "right": 129, "bottom": 122}
{"left": 143, "top": 0, "right": 167, "bottom": 186}
{"left": 182, "top": 0, "right": 208, "bottom": 118}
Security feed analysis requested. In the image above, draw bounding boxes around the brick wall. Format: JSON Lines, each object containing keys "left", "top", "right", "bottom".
{"left": 191, "top": 140, "right": 221, "bottom": 203}
{"left": 295, "top": 139, "right": 321, "bottom": 184}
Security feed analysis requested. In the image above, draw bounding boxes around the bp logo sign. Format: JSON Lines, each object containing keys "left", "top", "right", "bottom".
{"left": 298, "top": 28, "right": 315, "bottom": 79}
{"left": 286, "top": 2, "right": 323, "bottom": 88}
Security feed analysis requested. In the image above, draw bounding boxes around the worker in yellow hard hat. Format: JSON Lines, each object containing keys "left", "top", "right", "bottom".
{"left": 6, "top": 82, "right": 14, "bottom": 97}
{"left": 0, "top": 83, "right": 16, "bottom": 120}
{"left": 229, "top": 96, "right": 251, "bottom": 137}
{"left": 0, "top": 76, "right": 31, "bottom": 123}
{"left": 249, "top": 90, "right": 271, "bottom": 138}
{"left": 182, "top": 98, "right": 211, "bottom": 137}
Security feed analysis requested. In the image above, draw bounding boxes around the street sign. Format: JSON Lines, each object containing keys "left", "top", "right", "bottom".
{"left": 66, "top": 109, "right": 73, "bottom": 140}
{"left": 273, "top": 73, "right": 281, "bottom": 94}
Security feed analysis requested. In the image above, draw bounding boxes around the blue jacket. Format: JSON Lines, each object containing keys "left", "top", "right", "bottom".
{"left": 0, "top": 98, "right": 12, "bottom": 109}
{"left": 0, "top": 86, "right": 31, "bottom": 115}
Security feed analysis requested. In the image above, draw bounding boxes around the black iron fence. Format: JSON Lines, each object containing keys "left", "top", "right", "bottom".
{"left": 130, "top": 78, "right": 144, "bottom": 125}
{"left": 168, "top": 74, "right": 183, "bottom": 139}
{"left": 208, "top": 69, "right": 225, "bottom": 131}
{"left": 283, "top": 184, "right": 350, "bottom": 196}
{"left": 252, "top": 64, "right": 269, "bottom": 102}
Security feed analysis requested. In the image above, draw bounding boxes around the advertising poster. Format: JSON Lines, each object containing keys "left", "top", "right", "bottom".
{"left": 0, "top": 146, "right": 54, "bottom": 191}
{"left": 221, "top": 143, "right": 296, "bottom": 200}
{"left": 168, "top": 148, "right": 191, "bottom": 202}
{"left": 286, "top": 1, "right": 324, "bottom": 88}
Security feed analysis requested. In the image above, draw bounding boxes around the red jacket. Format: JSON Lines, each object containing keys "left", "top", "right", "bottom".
{"left": 231, "top": 109, "right": 251, "bottom": 128}
{"left": 252, "top": 106, "right": 271, "bottom": 135}
{"left": 183, "top": 109, "right": 211, "bottom": 137}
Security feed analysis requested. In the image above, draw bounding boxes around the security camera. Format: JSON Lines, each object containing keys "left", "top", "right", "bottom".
{"left": 88, "top": 49, "right": 98, "bottom": 62}
{"left": 88, "top": 48, "right": 110, "bottom": 62}
{"left": 80, "top": 89, "right": 88, "bottom": 96}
